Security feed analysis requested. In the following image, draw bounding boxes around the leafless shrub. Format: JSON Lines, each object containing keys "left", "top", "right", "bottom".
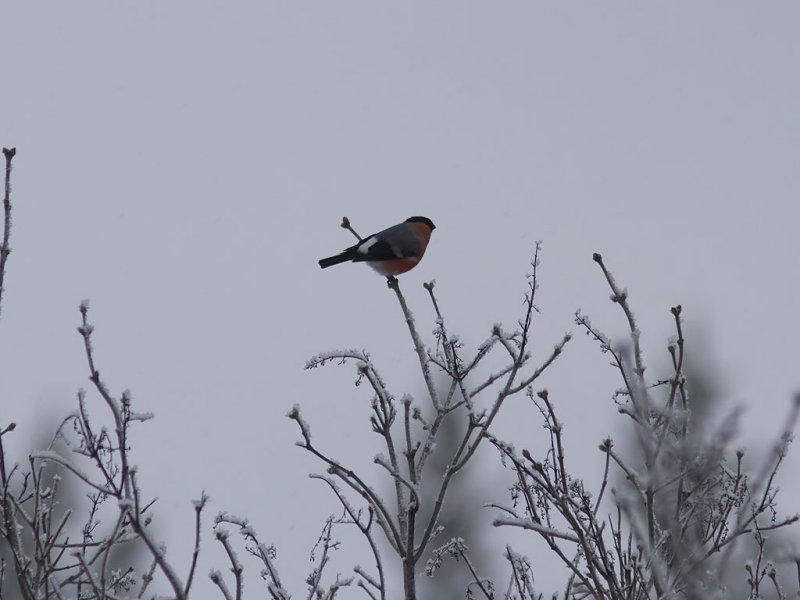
{"left": 480, "top": 253, "right": 800, "bottom": 599}
{"left": 277, "top": 223, "right": 570, "bottom": 600}
{"left": 0, "top": 149, "right": 206, "bottom": 600}
{"left": 1, "top": 300, "right": 210, "bottom": 599}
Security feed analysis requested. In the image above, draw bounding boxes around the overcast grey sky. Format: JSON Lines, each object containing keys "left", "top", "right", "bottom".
{"left": 1, "top": 2, "right": 799, "bottom": 596}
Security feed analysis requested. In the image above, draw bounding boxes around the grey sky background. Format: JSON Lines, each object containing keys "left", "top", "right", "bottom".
{"left": 2, "top": 2, "right": 799, "bottom": 596}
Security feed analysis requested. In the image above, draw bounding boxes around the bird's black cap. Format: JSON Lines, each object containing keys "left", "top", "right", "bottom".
{"left": 406, "top": 216, "right": 436, "bottom": 230}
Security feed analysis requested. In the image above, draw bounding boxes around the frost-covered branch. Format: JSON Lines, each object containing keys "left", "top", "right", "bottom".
{"left": 425, "top": 537, "right": 495, "bottom": 599}
{"left": 0, "top": 284, "right": 207, "bottom": 598}
{"left": 311, "top": 474, "right": 386, "bottom": 600}
{"left": 212, "top": 513, "right": 291, "bottom": 600}
{"left": 299, "top": 230, "right": 569, "bottom": 600}
{"left": 388, "top": 276, "right": 441, "bottom": 411}
{"left": 487, "top": 253, "right": 800, "bottom": 599}
{"left": 0, "top": 148, "right": 15, "bottom": 322}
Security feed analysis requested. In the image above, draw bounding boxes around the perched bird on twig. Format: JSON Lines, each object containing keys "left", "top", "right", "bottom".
{"left": 318, "top": 216, "right": 436, "bottom": 276}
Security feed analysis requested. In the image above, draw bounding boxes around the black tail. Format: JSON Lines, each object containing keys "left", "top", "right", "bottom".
{"left": 318, "top": 250, "right": 355, "bottom": 269}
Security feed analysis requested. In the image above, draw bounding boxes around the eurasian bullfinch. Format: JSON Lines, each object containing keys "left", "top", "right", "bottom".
{"left": 318, "top": 216, "right": 436, "bottom": 276}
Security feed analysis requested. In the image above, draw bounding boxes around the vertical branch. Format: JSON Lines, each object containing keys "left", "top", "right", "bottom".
{"left": 423, "top": 281, "right": 457, "bottom": 376}
{"left": 0, "top": 148, "right": 15, "bottom": 322}
{"left": 75, "top": 306, "right": 190, "bottom": 600}
{"left": 591, "top": 253, "right": 663, "bottom": 569}
{"left": 1, "top": 431, "right": 36, "bottom": 600}
{"left": 74, "top": 553, "right": 103, "bottom": 600}
{"left": 312, "top": 476, "right": 386, "bottom": 600}
{"left": 517, "top": 242, "right": 542, "bottom": 360}
{"left": 184, "top": 493, "right": 209, "bottom": 597}
{"left": 387, "top": 277, "right": 440, "bottom": 410}
{"left": 211, "top": 528, "right": 243, "bottom": 600}
{"left": 77, "top": 301, "right": 132, "bottom": 501}
{"left": 0, "top": 148, "right": 32, "bottom": 600}
{"left": 98, "top": 509, "right": 128, "bottom": 598}
{"left": 592, "top": 253, "right": 645, "bottom": 379}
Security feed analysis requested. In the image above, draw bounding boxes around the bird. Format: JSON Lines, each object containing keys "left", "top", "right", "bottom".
{"left": 318, "top": 216, "right": 436, "bottom": 276}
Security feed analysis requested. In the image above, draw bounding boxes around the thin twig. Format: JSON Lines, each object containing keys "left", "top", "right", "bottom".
{"left": 0, "top": 148, "right": 16, "bottom": 322}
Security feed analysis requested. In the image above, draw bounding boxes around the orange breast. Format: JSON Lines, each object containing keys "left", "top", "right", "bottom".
{"left": 370, "top": 221, "right": 433, "bottom": 276}
{"left": 371, "top": 257, "right": 421, "bottom": 276}
{"left": 411, "top": 221, "right": 432, "bottom": 259}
